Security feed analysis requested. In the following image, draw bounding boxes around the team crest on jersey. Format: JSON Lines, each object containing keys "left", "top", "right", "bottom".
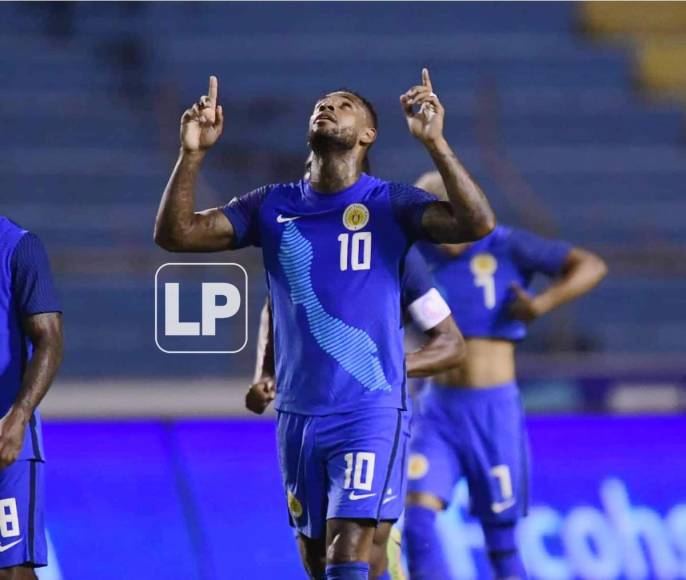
{"left": 342, "top": 203, "right": 369, "bottom": 231}
{"left": 408, "top": 453, "right": 429, "bottom": 480}
{"left": 287, "top": 490, "right": 303, "bottom": 518}
{"left": 470, "top": 253, "right": 498, "bottom": 277}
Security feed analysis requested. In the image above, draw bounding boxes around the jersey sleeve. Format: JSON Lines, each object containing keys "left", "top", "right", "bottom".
{"left": 11, "top": 233, "right": 62, "bottom": 317}
{"left": 402, "top": 247, "right": 434, "bottom": 307}
{"left": 506, "top": 227, "right": 572, "bottom": 277}
{"left": 388, "top": 182, "right": 437, "bottom": 242}
{"left": 221, "top": 185, "right": 270, "bottom": 249}
{"left": 402, "top": 247, "right": 451, "bottom": 332}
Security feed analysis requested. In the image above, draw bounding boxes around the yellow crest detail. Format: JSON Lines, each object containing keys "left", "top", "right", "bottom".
{"left": 470, "top": 253, "right": 498, "bottom": 277}
{"left": 287, "top": 490, "right": 303, "bottom": 518}
{"left": 408, "top": 453, "right": 429, "bottom": 480}
{"left": 342, "top": 203, "right": 370, "bottom": 231}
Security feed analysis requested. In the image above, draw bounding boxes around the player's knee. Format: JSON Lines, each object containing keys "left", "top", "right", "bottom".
{"left": 405, "top": 491, "right": 443, "bottom": 511}
{"left": 297, "top": 534, "right": 326, "bottom": 579}
{"left": 373, "top": 522, "right": 392, "bottom": 548}
{"left": 326, "top": 519, "right": 375, "bottom": 564}
{"left": 369, "top": 548, "right": 387, "bottom": 579}
{"left": 369, "top": 522, "right": 392, "bottom": 578}
{"left": 0, "top": 567, "right": 38, "bottom": 580}
{"left": 326, "top": 535, "right": 364, "bottom": 565}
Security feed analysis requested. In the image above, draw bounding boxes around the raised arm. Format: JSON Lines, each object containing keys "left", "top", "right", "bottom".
{"left": 400, "top": 69, "right": 496, "bottom": 243}
{"left": 154, "top": 76, "right": 235, "bottom": 252}
{"left": 510, "top": 246, "right": 608, "bottom": 322}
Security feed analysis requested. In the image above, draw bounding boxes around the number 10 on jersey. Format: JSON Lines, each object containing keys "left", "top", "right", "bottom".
{"left": 338, "top": 232, "right": 372, "bottom": 271}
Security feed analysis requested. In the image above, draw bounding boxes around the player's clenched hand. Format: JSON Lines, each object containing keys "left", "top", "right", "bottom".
{"left": 0, "top": 409, "right": 27, "bottom": 468}
{"left": 245, "top": 379, "right": 276, "bottom": 415}
{"left": 180, "top": 75, "right": 225, "bottom": 152}
{"left": 508, "top": 283, "right": 544, "bottom": 323}
{"left": 400, "top": 68, "right": 445, "bottom": 145}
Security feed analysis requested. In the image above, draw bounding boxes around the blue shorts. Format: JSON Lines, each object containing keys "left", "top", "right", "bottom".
{"left": 407, "top": 382, "right": 529, "bottom": 524}
{"left": 0, "top": 460, "right": 46, "bottom": 569}
{"left": 379, "top": 409, "right": 410, "bottom": 522}
{"left": 277, "top": 407, "right": 406, "bottom": 539}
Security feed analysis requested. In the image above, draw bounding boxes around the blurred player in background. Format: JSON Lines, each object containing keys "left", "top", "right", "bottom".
{"left": 402, "top": 172, "right": 607, "bottom": 580}
{"left": 155, "top": 69, "right": 496, "bottom": 580}
{"left": 0, "top": 217, "right": 63, "bottom": 578}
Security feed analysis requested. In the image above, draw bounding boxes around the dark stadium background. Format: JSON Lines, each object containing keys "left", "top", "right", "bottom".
{"left": 1, "top": 2, "right": 684, "bottom": 579}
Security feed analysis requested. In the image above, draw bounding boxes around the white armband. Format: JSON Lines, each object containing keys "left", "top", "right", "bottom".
{"left": 407, "top": 287, "right": 451, "bottom": 332}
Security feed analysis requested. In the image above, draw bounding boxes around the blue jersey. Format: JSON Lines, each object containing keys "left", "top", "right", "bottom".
{"left": 223, "top": 173, "right": 435, "bottom": 415}
{"left": 0, "top": 217, "right": 61, "bottom": 460}
{"left": 402, "top": 246, "right": 434, "bottom": 310}
{"left": 418, "top": 225, "right": 570, "bottom": 341}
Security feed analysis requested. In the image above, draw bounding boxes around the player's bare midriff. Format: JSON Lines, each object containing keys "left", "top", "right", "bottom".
{"left": 433, "top": 338, "right": 516, "bottom": 388}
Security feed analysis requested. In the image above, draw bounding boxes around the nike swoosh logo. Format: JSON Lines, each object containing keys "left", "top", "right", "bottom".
{"left": 382, "top": 495, "right": 398, "bottom": 505}
{"left": 0, "top": 539, "right": 22, "bottom": 552}
{"left": 349, "top": 491, "right": 377, "bottom": 501}
{"left": 276, "top": 214, "right": 301, "bottom": 223}
{"left": 491, "top": 498, "right": 516, "bottom": 514}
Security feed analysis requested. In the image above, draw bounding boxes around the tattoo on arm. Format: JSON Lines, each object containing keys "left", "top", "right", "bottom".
{"left": 155, "top": 150, "right": 235, "bottom": 252}
{"left": 421, "top": 139, "right": 495, "bottom": 243}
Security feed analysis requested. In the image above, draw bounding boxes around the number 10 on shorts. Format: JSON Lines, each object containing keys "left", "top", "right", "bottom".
{"left": 343, "top": 452, "right": 376, "bottom": 491}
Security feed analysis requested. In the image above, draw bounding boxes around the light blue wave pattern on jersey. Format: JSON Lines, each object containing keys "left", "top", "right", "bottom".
{"left": 278, "top": 222, "right": 391, "bottom": 392}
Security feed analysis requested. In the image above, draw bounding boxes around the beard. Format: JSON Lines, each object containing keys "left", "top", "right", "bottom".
{"left": 308, "top": 125, "right": 357, "bottom": 154}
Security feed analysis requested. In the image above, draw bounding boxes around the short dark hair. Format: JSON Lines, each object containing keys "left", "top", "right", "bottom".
{"left": 335, "top": 88, "right": 378, "bottom": 130}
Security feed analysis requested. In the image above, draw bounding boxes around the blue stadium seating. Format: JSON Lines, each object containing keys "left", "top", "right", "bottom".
{"left": 0, "top": 2, "right": 682, "bottom": 376}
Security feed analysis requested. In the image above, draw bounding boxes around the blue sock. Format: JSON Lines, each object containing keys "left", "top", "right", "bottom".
{"left": 403, "top": 505, "right": 451, "bottom": 580}
{"left": 483, "top": 521, "right": 527, "bottom": 579}
{"left": 375, "top": 572, "right": 391, "bottom": 580}
{"left": 325, "top": 562, "right": 369, "bottom": 580}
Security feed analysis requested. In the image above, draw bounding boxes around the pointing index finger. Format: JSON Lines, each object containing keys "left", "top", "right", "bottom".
{"left": 422, "top": 68, "right": 433, "bottom": 92}
{"left": 208, "top": 75, "right": 218, "bottom": 105}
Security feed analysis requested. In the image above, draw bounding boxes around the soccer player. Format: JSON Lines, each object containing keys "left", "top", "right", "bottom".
{"left": 0, "top": 216, "right": 63, "bottom": 578}
{"left": 403, "top": 172, "right": 608, "bottom": 580}
{"left": 246, "top": 246, "right": 464, "bottom": 580}
{"left": 245, "top": 156, "right": 464, "bottom": 580}
{"left": 154, "top": 70, "right": 496, "bottom": 580}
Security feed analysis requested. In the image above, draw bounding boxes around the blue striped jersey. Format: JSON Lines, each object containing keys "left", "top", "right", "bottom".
{"left": 418, "top": 225, "right": 571, "bottom": 341}
{"left": 223, "top": 173, "right": 435, "bottom": 415}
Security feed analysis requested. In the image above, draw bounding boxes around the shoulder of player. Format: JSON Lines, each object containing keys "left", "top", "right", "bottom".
{"left": 379, "top": 180, "right": 437, "bottom": 218}
{"left": 383, "top": 179, "right": 425, "bottom": 196}
{"left": 0, "top": 216, "right": 28, "bottom": 236}
{"left": 261, "top": 180, "right": 306, "bottom": 200}
{"left": 466, "top": 224, "right": 519, "bottom": 265}
{"left": 0, "top": 217, "right": 32, "bottom": 255}
{"left": 225, "top": 181, "right": 300, "bottom": 210}
{"left": 484, "top": 224, "right": 513, "bottom": 250}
